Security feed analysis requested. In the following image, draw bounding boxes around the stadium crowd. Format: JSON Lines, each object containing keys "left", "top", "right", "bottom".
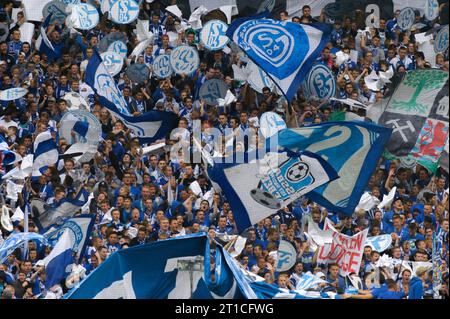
{"left": 0, "top": 0, "right": 448, "bottom": 299}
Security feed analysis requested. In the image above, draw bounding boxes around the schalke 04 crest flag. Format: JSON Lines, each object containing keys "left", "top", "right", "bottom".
{"left": 207, "top": 150, "right": 338, "bottom": 232}
{"left": 277, "top": 121, "right": 392, "bottom": 216}
{"left": 85, "top": 51, "right": 178, "bottom": 144}
{"left": 227, "top": 13, "right": 331, "bottom": 101}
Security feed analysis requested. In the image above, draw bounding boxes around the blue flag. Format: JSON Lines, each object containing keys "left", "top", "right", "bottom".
{"left": 43, "top": 214, "right": 95, "bottom": 263}
{"left": 227, "top": 14, "right": 331, "bottom": 101}
{"left": 85, "top": 51, "right": 178, "bottom": 144}
{"left": 0, "top": 232, "right": 47, "bottom": 264}
{"left": 277, "top": 121, "right": 392, "bottom": 216}
{"left": 43, "top": 229, "right": 74, "bottom": 289}
{"left": 33, "top": 188, "right": 91, "bottom": 231}
{"left": 207, "top": 150, "right": 338, "bottom": 232}
{"left": 65, "top": 234, "right": 253, "bottom": 299}
{"left": 32, "top": 131, "right": 58, "bottom": 177}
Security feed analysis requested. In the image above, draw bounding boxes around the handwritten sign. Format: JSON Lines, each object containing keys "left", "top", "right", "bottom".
{"left": 200, "top": 20, "right": 229, "bottom": 51}
{"left": 169, "top": 45, "right": 200, "bottom": 75}
{"left": 397, "top": 7, "right": 415, "bottom": 31}
{"left": 110, "top": 0, "right": 139, "bottom": 24}
{"left": 317, "top": 219, "right": 369, "bottom": 276}
{"left": 153, "top": 54, "right": 173, "bottom": 79}
{"left": 71, "top": 3, "right": 99, "bottom": 30}
{"left": 0, "top": 88, "right": 28, "bottom": 101}
{"left": 199, "top": 79, "right": 228, "bottom": 105}
{"left": 276, "top": 240, "right": 297, "bottom": 272}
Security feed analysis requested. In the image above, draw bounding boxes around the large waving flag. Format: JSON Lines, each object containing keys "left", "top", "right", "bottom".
{"left": 65, "top": 234, "right": 252, "bottom": 299}
{"left": 32, "top": 188, "right": 91, "bottom": 231}
{"left": 207, "top": 150, "right": 338, "bottom": 232}
{"left": 85, "top": 51, "right": 179, "bottom": 144}
{"left": 277, "top": 121, "right": 392, "bottom": 216}
{"left": 1, "top": 150, "right": 22, "bottom": 166}
{"left": 32, "top": 131, "right": 58, "bottom": 177}
{"left": 43, "top": 214, "right": 95, "bottom": 263}
{"left": 43, "top": 229, "right": 74, "bottom": 289}
{"left": 227, "top": 14, "right": 331, "bottom": 101}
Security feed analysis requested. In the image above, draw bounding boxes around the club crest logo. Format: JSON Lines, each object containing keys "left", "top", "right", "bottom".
{"left": 153, "top": 54, "right": 173, "bottom": 78}
{"left": 236, "top": 19, "right": 308, "bottom": 79}
{"left": 306, "top": 65, "right": 336, "bottom": 99}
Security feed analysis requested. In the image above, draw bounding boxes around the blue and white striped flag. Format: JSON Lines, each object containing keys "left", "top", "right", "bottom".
{"left": 32, "top": 131, "right": 58, "bottom": 177}
{"left": 227, "top": 13, "right": 331, "bottom": 101}
{"left": 85, "top": 51, "right": 178, "bottom": 144}
{"left": 43, "top": 229, "right": 74, "bottom": 289}
{"left": 33, "top": 188, "right": 91, "bottom": 231}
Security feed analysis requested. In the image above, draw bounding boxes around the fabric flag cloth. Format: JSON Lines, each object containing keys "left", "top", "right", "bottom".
{"left": 32, "top": 188, "right": 91, "bottom": 231}
{"left": 369, "top": 69, "right": 449, "bottom": 173}
{"left": 377, "top": 186, "right": 397, "bottom": 209}
{"left": 43, "top": 229, "right": 74, "bottom": 289}
{"left": 43, "top": 215, "right": 95, "bottom": 263}
{"left": 317, "top": 218, "right": 369, "bottom": 277}
{"left": 207, "top": 150, "right": 338, "bottom": 233}
{"left": 226, "top": 13, "right": 331, "bottom": 101}
{"left": 1, "top": 150, "right": 22, "bottom": 166}
{"left": 65, "top": 234, "right": 253, "bottom": 299}
{"left": 35, "top": 13, "right": 60, "bottom": 62}
{"left": 32, "top": 131, "right": 58, "bottom": 177}
{"left": 0, "top": 232, "right": 47, "bottom": 263}
{"left": 85, "top": 51, "right": 178, "bottom": 144}
{"left": 276, "top": 121, "right": 392, "bottom": 216}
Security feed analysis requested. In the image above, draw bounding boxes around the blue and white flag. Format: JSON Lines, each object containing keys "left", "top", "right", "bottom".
{"left": 1, "top": 150, "right": 22, "bottom": 166}
{"left": 43, "top": 215, "right": 95, "bottom": 263}
{"left": 65, "top": 234, "right": 252, "bottom": 299}
{"left": 85, "top": 51, "right": 178, "bottom": 144}
{"left": 276, "top": 121, "right": 392, "bottom": 216}
{"left": 364, "top": 234, "right": 393, "bottom": 253}
{"left": 32, "top": 131, "right": 58, "bottom": 177}
{"left": 33, "top": 188, "right": 91, "bottom": 231}
{"left": 43, "top": 229, "right": 74, "bottom": 289}
{"left": 0, "top": 232, "right": 47, "bottom": 264}
{"left": 294, "top": 272, "right": 327, "bottom": 291}
{"left": 227, "top": 14, "right": 331, "bottom": 101}
{"left": 207, "top": 150, "right": 338, "bottom": 232}
{"left": 36, "top": 13, "right": 60, "bottom": 62}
